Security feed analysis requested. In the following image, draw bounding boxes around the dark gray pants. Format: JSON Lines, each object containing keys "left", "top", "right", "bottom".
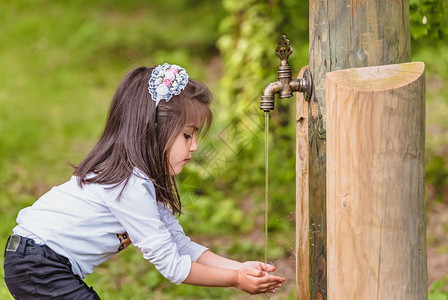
{"left": 4, "top": 235, "right": 101, "bottom": 299}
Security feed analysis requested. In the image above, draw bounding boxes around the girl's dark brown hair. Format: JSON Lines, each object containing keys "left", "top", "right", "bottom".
{"left": 73, "top": 66, "right": 213, "bottom": 215}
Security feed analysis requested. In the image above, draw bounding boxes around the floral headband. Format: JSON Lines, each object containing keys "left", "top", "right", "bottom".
{"left": 148, "top": 63, "right": 189, "bottom": 107}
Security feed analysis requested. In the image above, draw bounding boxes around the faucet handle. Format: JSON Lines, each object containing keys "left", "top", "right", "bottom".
{"left": 275, "top": 35, "right": 293, "bottom": 66}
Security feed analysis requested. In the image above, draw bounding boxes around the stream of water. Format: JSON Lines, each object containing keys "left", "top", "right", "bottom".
{"left": 264, "top": 112, "right": 271, "bottom": 300}
{"left": 264, "top": 111, "right": 269, "bottom": 267}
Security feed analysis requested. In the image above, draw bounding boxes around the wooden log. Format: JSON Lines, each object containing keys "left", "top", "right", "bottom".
{"left": 296, "top": 66, "right": 310, "bottom": 300}
{"left": 326, "top": 62, "right": 427, "bottom": 300}
{"left": 308, "top": 1, "right": 411, "bottom": 298}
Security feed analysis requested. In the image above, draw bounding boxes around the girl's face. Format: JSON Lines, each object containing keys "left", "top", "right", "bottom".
{"left": 168, "top": 125, "right": 198, "bottom": 175}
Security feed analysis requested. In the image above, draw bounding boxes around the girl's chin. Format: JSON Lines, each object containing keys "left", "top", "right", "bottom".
{"left": 169, "top": 160, "right": 189, "bottom": 175}
{"left": 169, "top": 166, "right": 184, "bottom": 175}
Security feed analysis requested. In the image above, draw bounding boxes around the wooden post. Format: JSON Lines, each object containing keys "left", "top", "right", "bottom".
{"left": 326, "top": 62, "right": 427, "bottom": 299}
{"left": 305, "top": 1, "right": 411, "bottom": 298}
{"left": 296, "top": 66, "right": 310, "bottom": 300}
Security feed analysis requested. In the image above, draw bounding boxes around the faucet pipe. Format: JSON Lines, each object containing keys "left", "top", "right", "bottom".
{"left": 260, "top": 68, "right": 313, "bottom": 113}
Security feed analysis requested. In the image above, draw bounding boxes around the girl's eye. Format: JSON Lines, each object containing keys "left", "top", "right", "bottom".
{"left": 184, "top": 134, "right": 192, "bottom": 139}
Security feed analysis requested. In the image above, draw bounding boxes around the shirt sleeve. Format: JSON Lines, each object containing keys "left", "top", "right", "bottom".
{"left": 157, "top": 201, "right": 208, "bottom": 262}
{"left": 102, "top": 175, "right": 191, "bottom": 285}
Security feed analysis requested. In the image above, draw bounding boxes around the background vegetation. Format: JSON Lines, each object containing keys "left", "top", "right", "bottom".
{"left": 0, "top": 0, "right": 446, "bottom": 299}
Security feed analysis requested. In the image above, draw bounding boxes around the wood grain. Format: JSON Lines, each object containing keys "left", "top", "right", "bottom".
{"left": 326, "top": 62, "right": 427, "bottom": 300}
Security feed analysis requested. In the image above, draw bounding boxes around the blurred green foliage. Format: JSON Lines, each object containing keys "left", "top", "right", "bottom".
{"left": 410, "top": 0, "right": 448, "bottom": 41}
{"left": 429, "top": 279, "right": 448, "bottom": 300}
{"left": 0, "top": 0, "right": 447, "bottom": 299}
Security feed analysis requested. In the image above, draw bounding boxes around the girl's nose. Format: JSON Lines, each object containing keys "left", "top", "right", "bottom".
{"left": 190, "top": 136, "right": 198, "bottom": 152}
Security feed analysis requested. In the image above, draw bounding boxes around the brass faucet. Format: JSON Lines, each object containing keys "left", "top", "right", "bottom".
{"left": 260, "top": 35, "right": 313, "bottom": 112}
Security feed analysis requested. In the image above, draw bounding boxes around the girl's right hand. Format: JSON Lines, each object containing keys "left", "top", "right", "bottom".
{"left": 234, "top": 267, "right": 285, "bottom": 295}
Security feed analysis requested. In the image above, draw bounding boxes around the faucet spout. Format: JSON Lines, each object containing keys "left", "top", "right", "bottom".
{"left": 260, "top": 81, "right": 282, "bottom": 112}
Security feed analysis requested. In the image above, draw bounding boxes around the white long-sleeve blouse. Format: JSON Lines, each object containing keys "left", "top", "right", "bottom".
{"left": 13, "top": 169, "right": 207, "bottom": 285}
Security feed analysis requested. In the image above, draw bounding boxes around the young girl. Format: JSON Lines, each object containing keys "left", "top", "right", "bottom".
{"left": 3, "top": 63, "right": 285, "bottom": 299}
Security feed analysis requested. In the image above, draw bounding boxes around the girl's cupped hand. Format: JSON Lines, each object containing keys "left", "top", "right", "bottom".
{"left": 235, "top": 263, "right": 285, "bottom": 295}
